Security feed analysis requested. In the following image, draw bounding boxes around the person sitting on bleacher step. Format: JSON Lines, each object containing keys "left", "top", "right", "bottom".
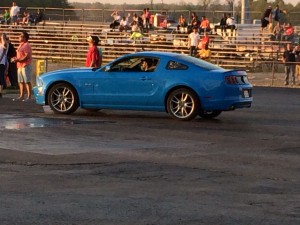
{"left": 110, "top": 11, "right": 121, "bottom": 30}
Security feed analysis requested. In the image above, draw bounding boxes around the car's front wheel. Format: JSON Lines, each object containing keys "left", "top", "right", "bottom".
{"left": 47, "top": 83, "right": 79, "bottom": 114}
{"left": 198, "top": 110, "right": 222, "bottom": 119}
{"left": 167, "top": 88, "right": 199, "bottom": 121}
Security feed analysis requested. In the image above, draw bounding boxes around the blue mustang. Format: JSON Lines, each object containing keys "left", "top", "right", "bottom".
{"left": 33, "top": 51, "right": 253, "bottom": 121}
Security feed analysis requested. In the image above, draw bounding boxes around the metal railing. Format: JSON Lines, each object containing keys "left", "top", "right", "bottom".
{"left": 1, "top": 7, "right": 300, "bottom": 25}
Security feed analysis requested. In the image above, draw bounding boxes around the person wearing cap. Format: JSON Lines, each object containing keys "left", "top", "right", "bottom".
{"left": 85, "top": 36, "right": 101, "bottom": 68}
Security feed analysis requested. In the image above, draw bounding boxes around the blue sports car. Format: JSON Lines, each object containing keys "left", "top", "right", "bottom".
{"left": 33, "top": 51, "right": 253, "bottom": 121}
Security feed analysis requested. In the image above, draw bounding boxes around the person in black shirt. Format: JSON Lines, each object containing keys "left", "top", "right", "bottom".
{"left": 283, "top": 43, "right": 296, "bottom": 85}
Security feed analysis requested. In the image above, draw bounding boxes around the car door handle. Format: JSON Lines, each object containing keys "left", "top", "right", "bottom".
{"left": 140, "top": 76, "right": 151, "bottom": 81}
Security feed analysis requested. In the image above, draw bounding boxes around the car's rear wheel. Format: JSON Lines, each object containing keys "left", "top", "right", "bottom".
{"left": 48, "top": 83, "right": 79, "bottom": 114}
{"left": 198, "top": 110, "right": 222, "bottom": 119}
{"left": 167, "top": 88, "right": 199, "bottom": 121}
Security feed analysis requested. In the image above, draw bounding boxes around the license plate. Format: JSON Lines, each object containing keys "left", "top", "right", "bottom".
{"left": 243, "top": 90, "right": 249, "bottom": 98}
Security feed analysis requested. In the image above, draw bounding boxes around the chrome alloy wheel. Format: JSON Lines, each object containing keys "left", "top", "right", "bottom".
{"left": 167, "top": 88, "right": 199, "bottom": 121}
{"left": 48, "top": 83, "right": 79, "bottom": 114}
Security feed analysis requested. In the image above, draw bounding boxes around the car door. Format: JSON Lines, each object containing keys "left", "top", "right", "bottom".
{"left": 93, "top": 57, "right": 160, "bottom": 108}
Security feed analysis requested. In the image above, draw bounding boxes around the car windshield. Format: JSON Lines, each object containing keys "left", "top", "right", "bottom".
{"left": 175, "top": 55, "right": 224, "bottom": 71}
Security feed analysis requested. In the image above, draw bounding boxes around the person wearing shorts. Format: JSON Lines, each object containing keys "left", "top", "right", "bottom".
{"left": 12, "top": 31, "right": 32, "bottom": 101}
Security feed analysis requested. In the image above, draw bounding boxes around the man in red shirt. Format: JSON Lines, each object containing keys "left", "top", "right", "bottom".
{"left": 86, "top": 36, "right": 101, "bottom": 68}
{"left": 12, "top": 31, "right": 32, "bottom": 101}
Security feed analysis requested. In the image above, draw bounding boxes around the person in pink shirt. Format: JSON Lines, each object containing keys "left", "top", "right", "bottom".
{"left": 12, "top": 31, "right": 32, "bottom": 101}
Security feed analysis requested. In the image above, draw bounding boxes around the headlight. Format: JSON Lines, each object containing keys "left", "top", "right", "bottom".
{"left": 36, "top": 77, "right": 44, "bottom": 87}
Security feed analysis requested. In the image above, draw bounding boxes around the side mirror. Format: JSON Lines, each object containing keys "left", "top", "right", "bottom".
{"left": 105, "top": 66, "right": 111, "bottom": 72}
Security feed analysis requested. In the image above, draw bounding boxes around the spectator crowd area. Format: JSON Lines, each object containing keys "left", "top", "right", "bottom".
{"left": 0, "top": 20, "right": 298, "bottom": 72}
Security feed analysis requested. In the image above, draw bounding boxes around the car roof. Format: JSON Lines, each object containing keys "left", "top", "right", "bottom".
{"left": 123, "top": 51, "right": 183, "bottom": 58}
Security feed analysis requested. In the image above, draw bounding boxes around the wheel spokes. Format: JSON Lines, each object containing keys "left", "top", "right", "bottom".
{"left": 171, "top": 92, "right": 194, "bottom": 118}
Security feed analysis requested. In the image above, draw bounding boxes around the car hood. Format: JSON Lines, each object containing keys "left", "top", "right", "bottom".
{"left": 40, "top": 67, "right": 94, "bottom": 78}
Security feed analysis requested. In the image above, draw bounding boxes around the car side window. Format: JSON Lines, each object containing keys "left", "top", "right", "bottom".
{"left": 110, "top": 58, "right": 141, "bottom": 72}
{"left": 166, "top": 61, "right": 188, "bottom": 70}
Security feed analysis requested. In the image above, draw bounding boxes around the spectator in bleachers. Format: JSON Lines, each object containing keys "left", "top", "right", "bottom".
{"left": 129, "top": 21, "right": 144, "bottom": 44}
{"left": 218, "top": 13, "right": 227, "bottom": 36}
{"left": 198, "top": 43, "right": 211, "bottom": 62}
{"left": 261, "top": 5, "right": 272, "bottom": 33}
{"left": 10, "top": 2, "right": 20, "bottom": 26}
{"left": 226, "top": 14, "right": 236, "bottom": 36}
{"left": 110, "top": 11, "right": 121, "bottom": 30}
{"left": 119, "top": 16, "right": 130, "bottom": 32}
{"left": 272, "top": 5, "right": 286, "bottom": 27}
{"left": 144, "top": 8, "right": 151, "bottom": 32}
{"left": 199, "top": 16, "right": 210, "bottom": 34}
{"left": 2, "top": 9, "right": 10, "bottom": 24}
{"left": 21, "top": 11, "right": 33, "bottom": 25}
{"left": 199, "top": 32, "right": 210, "bottom": 50}
{"left": 271, "top": 23, "right": 283, "bottom": 41}
{"left": 282, "top": 22, "right": 294, "bottom": 41}
{"left": 188, "top": 12, "right": 199, "bottom": 33}
{"left": 177, "top": 14, "right": 187, "bottom": 32}
{"left": 34, "top": 9, "right": 43, "bottom": 25}
{"left": 188, "top": 27, "right": 200, "bottom": 56}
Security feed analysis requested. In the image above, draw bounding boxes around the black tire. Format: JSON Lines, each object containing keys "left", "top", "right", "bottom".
{"left": 198, "top": 110, "right": 222, "bottom": 119}
{"left": 167, "top": 88, "right": 199, "bottom": 121}
{"left": 47, "top": 83, "right": 79, "bottom": 114}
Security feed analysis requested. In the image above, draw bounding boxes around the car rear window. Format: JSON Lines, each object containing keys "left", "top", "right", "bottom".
{"left": 176, "top": 55, "right": 224, "bottom": 71}
{"left": 166, "top": 61, "right": 188, "bottom": 70}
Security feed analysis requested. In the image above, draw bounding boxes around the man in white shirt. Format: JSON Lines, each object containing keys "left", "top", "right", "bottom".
{"left": 188, "top": 27, "right": 200, "bottom": 56}
{"left": 119, "top": 16, "right": 130, "bottom": 32}
{"left": 10, "top": 2, "right": 20, "bottom": 25}
{"left": 226, "top": 13, "right": 236, "bottom": 36}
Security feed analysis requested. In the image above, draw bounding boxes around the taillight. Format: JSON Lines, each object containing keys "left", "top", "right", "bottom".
{"left": 225, "top": 75, "right": 249, "bottom": 85}
{"left": 225, "top": 76, "right": 238, "bottom": 84}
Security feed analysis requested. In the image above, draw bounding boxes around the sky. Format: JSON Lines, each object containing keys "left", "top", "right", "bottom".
{"left": 68, "top": 0, "right": 298, "bottom": 6}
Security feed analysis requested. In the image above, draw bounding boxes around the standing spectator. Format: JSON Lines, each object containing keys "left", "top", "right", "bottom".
{"left": 3, "top": 9, "right": 10, "bottom": 24}
{"left": 145, "top": 8, "right": 151, "bottom": 32}
{"left": 10, "top": 2, "right": 20, "bottom": 26}
{"left": 85, "top": 36, "right": 101, "bottom": 68}
{"left": 218, "top": 13, "right": 227, "bottom": 36}
{"left": 199, "top": 16, "right": 210, "bottom": 34}
{"left": 226, "top": 14, "right": 236, "bottom": 36}
{"left": 0, "top": 33, "right": 8, "bottom": 98}
{"left": 294, "top": 45, "right": 300, "bottom": 85}
{"left": 6, "top": 35, "right": 18, "bottom": 89}
{"left": 110, "top": 11, "right": 121, "bottom": 30}
{"left": 272, "top": 5, "right": 286, "bottom": 27}
{"left": 188, "top": 27, "right": 200, "bottom": 56}
{"left": 261, "top": 5, "right": 272, "bottom": 33}
{"left": 12, "top": 31, "right": 32, "bottom": 101}
{"left": 282, "top": 43, "right": 296, "bottom": 86}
